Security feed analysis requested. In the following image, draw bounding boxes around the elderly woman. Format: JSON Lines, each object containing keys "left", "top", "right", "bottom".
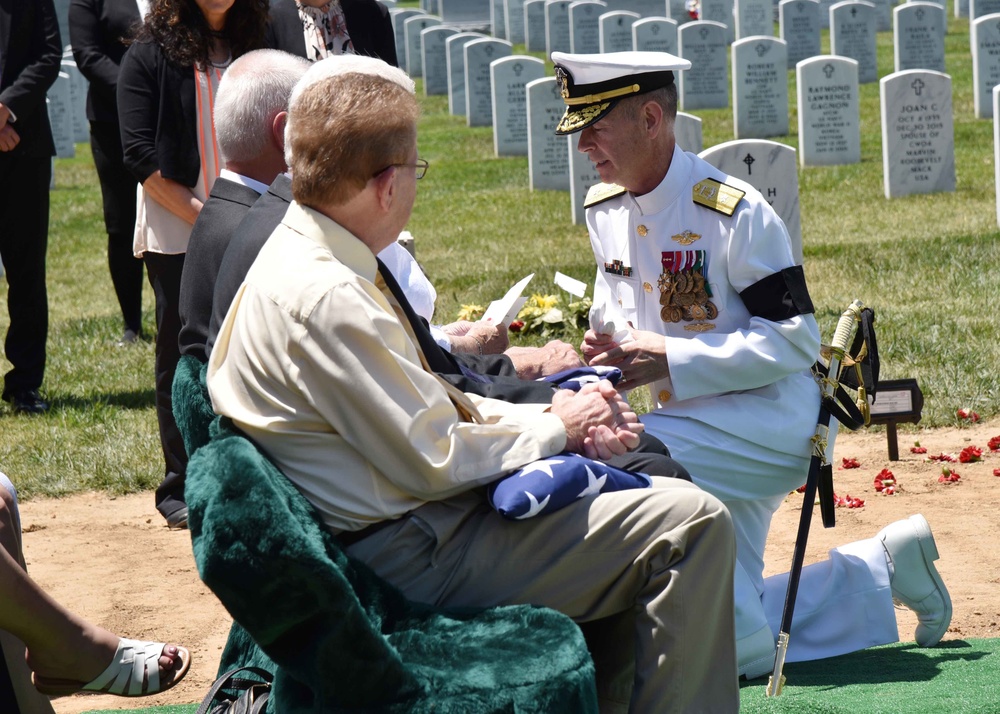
{"left": 117, "top": 0, "right": 267, "bottom": 528}
{"left": 265, "top": 0, "right": 397, "bottom": 65}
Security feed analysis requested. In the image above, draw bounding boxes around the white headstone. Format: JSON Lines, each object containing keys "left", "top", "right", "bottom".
{"left": 605, "top": 0, "right": 670, "bottom": 12}
{"left": 830, "top": 1, "right": 878, "bottom": 84}
{"left": 678, "top": 21, "right": 730, "bottom": 110}
{"left": 546, "top": 0, "right": 574, "bottom": 55}
{"left": 634, "top": 17, "right": 680, "bottom": 52}
{"left": 527, "top": 77, "right": 572, "bottom": 190}
{"left": 869, "top": 0, "right": 893, "bottom": 30}
{"left": 47, "top": 72, "right": 75, "bottom": 159}
{"left": 446, "top": 33, "right": 485, "bottom": 115}
{"left": 601, "top": 11, "right": 642, "bottom": 51}
{"left": 732, "top": 37, "right": 789, "bottom": 138}
{"left": 894, "top": 3, "right": 945, "bottom": 73}
{"left": 880, "top": 69, "right": 955, "bottom": 198}
{"left": 60, "top": 59, "right": 89, "bottom": 143}
{"left": 675, "top": 111, "right": 704, "bottom": 152}
{"left": 994, "top": 84, "right": 1000, "bottom": 225}
{"left": 971, "top": 0, "right": 1000, "bottom": 18}
{"left": 405, "top": 15, "right": 442, "bottom": 78}
{"left": 491, "top": 56, "right": 547, "bottom": 156}
{"left": 525, "top": 0, "right": 548, "bottom": 50}
{"left": 423, "top": 26, "right": 460, "bottom": 95}
{"left": 569, "top": 132, "right": 603, "bottom": 224}
{"left": 780, "top": 0, "right": 821, "bottom": 67}
{"left": 440, "top": 0, "right": 492, "bottom": 28}
{"left": 668, "top": 0, "right": 695, "bottom": 22}
{"left": 492, "top": 0, "right": 508, "bottom": 37}
{"left": 391, "top": 9, "right": 426, "bottom": 73}
{"left": 506, "top": 0, "right": 527, "bottom": 43}
{"left": 956, "top": 0, "right": 970, "bottom": 17}
{"left": 465, "top": 38, "right": 513, "bottom": 127}
{"left": 817, "top": 0, "right": 839, "bottom": 27}
{"left": 570, "top": 1, "right": 609, "bottom": 53}
{"left": 796, "top": 55, "right": 861, "bottom": 166}
{"left": 421, "top": 0, "right": 439, "bottom": 11}
{"left": 699, "top": 139, "right": 802, "bottom": 263}
{"left": 736, "top": 0, "right": 775, "bottom": 37}
{"left": 53, "top": 0, "right": 71, "bottom": 51}
{"left": 701, "top": 0, "right": 736, "bottom": 41}
{"left": 972, "top": 13, "right": 1000, "bottom": 117}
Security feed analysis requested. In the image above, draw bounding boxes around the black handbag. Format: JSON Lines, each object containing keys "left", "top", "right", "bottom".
{"left": 195, "top": 666, "right": 273, "bottom": 714}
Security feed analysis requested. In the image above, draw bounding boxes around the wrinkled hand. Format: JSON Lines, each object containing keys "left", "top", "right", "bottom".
{"left": 0, "top": 123, "right": 20, "bottom": 152}
{"left": 439, "top": 320, "right": 475, "bottom": 337}
{"left": 449, "top": 320, "right": 509, "bottom": 355}
{"left": 506, "top": 339, "right": 584, "bottom": 380}
{"left": 550, "top": 380, "right": 644, "bottom": 460}
{"left": 581, "top": 327, "right": 670, "bottom": 389}
{"left": 0, "top": 103, "right": 11, "bottom": 126}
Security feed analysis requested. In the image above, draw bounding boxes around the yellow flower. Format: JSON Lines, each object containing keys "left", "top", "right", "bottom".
{"left": 530, "top": 294, "right": 560, "bottom": 312}
{"left": 457, "top": 304, "right": 485, "bottom": 322}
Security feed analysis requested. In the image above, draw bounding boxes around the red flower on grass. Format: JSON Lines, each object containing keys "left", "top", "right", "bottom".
{"left": 957, "top": 408, "right": 981, "bottom": 423}
{"left": 841, "top": 457, "right": 861, "bottom": 469}
{"left": 910, "top": 443, "right": 928, "bottom": 454}
{"left": 959, "top": 446, "right": 983, "bottom": 464}
{"left": 833, "top": 492, "right": 865, "bottom": 508}
{"left": 928, "top": 453, "right": 956, "bottom": 463}
{"left": 874, "top": 469, "right": 897, "bottom": 494}
{"left": 988, "top": 436, "right": 1000, "bottom": 452}
{"left": 508, "top": 320, "right": 525, "bottom": 332}
{"left": 938, "top": 467, "right": 961, "bottom": 484}
{"left": 994, "top": 469, "right": 1000, "bottom": 477}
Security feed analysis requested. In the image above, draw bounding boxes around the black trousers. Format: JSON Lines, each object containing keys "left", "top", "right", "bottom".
{"left": 144, "top": 251, "right": 188, "bottom": 518}
{"left": 0, "top": 154, "right": 49, "bottom": 398}
{"left": 90, "top": 121, "right": 143, "bottom": 333}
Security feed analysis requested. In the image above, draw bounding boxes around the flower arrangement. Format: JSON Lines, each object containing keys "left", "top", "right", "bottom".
{"left": 458, "top": 294, "right": 593, "bottom": 339}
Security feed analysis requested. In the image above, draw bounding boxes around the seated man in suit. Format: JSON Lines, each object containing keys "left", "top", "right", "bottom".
{"left": 207, "top": 60, "right": 740, "bottom": 714}
{"left": 178, "top": 49, "right": 310, "bottom": 363}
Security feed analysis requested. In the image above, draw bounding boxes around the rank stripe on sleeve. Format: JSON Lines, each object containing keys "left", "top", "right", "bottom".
{"left": 584, "top": 183, "right": 627, "bottom": 208}
{"left": 692, "top": 179, "right": 745, "bottom": 217}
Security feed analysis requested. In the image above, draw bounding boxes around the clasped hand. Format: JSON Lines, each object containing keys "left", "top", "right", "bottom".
{"left": 550, "top": 380, "right": 644, "bottom": 461}
{"left": 581, "top": 327, "right": 670, "bottom": 389}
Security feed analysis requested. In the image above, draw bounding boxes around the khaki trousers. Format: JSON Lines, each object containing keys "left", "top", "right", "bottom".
{"left": 346, "top": 477, "right": 739, "bottom": 714}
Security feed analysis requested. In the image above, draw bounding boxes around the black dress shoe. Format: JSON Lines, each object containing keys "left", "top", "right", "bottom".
{"left": 165, "top": 506, "right": 189, "bottom": 530}
{"left": 117, "top": 328, "right": 140, "bottom": 347}
{"left": 2, "top": 389, "right": 49, "bottom": 414}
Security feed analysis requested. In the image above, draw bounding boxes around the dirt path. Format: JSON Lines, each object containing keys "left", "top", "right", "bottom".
{"left": 18, "top": 420, "right": 1000, "bottom": 713}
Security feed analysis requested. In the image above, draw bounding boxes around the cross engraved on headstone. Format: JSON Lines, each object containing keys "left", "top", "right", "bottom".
{"left": 755, "top": 42, "right": 769, "bottom": 56}
{"left": 797, "top": 3, "right": 805, "bottom": 11}
{"left": 618, "top": 17, "right": 624, "bottom": 25}
{"left": 700, "top": 27, "right": 709, "bottom": 38}
{"left": 514, "top": 62, "right": 523, "bottom": 75}
{"left": 850, "top": 6, "right": 857, "bottom": 17}
{"left": 652, "top": 24, "right": 661, "bottom": 34}
{"left": 911, "top": 78, "right": 925, "bottom": 95}
{"left": 916, "top": 8, "right": 924, "bottom": 20}
{"left": 823, "top": 63, "right": 835, "bottom": 78}
{"left": 485, "top": 45, "right": 495, "bottom": 57}
{"left": 743, "top": 153, "right": 756, "bottom": 174}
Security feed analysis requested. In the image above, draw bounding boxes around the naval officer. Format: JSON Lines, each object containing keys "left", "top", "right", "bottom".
{"left": 552, "top": 51, "right": 952, "bottom": 678}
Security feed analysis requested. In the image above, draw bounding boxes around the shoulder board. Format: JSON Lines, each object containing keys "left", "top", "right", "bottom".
{"left": 692, "top": 179, "right": 746, "bottom": 217}
{"left": 584, "top": 183, "right": 627, "bottom": 208}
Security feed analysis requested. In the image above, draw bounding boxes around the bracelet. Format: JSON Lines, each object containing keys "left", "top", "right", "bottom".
{"left": 471, "top": 334, "right": 485, "bottom": 355}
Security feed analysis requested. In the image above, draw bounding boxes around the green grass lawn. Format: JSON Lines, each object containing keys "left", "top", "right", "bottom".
{"left": 1, "top": 17, "right": 997, "bottom": 500}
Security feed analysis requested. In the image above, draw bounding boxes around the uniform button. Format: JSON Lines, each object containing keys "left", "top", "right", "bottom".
{"left": 637, "top": 224, "right": 648, "bottom": 237}
{"left": 658, "top": 390, "right": 672, "bottom": 403}
{"left": 643, "top": 282, "right": 652, "bottom": 292}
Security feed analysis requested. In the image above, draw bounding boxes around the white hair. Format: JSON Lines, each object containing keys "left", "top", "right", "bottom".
{"left": 214, "top": 49, "right": 310, "bottom": 164}
{"left": 284, "top": 55, "right": 416, "bottom": 168}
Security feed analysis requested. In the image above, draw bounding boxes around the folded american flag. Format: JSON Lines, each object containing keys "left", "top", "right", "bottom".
{"left": 488, "top": 452, "right": 652, "bottom": 520}
{"left": 541, "top": 365, "right": 624, "bottom": 391}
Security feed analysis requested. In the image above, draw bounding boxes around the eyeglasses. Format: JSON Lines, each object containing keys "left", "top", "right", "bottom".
{"left": 374, "top": 158, "right": 429, "bottom": 180}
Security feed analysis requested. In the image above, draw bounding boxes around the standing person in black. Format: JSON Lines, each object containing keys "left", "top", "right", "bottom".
{"left": 265, "top": 0, "right": 397, "bottom": 65}
{"left": 69, "top": 0, "right": 146, "bottom": 346}
{"left": 0, "top": 0, "right": 61, "bottom": 415}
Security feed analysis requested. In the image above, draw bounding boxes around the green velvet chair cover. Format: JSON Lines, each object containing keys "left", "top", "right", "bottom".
{"left": 174, "top": 355, "right": 599, "bottom": 713}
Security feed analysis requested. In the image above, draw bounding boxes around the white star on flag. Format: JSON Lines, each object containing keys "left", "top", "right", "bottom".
{"left": 576, "top": 464, "right": 607, "bottom": 499}
{"left": 518, "top": 458, "right": 565, "bottom": 478}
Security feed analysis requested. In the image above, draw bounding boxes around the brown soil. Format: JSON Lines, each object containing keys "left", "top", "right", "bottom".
{"left": 19, "top": 420, "right": 1000, "bottom": 713}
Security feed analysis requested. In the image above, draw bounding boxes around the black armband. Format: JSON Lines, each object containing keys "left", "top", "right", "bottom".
{"left": 738, "top": 266, "right": 815, "bottom": 322}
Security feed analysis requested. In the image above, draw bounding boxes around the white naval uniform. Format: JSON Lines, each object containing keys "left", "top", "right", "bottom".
{"left": 586, "top": 144, "right": 898, "bottom": 673}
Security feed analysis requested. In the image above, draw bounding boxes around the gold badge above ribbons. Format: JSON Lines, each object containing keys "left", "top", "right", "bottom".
{"left": 692, "top": 179, "right": 745, "bottom": 217}
{"left": 672, "top": 229, "right": 700, "bottom": 246}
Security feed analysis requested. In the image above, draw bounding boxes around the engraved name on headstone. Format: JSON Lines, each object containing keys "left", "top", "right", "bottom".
{"left": 678, "top": 21, "right": 730, "bottom": 110}
{"left": 569, "top": 132, "right": 604, "bottom": 225}
{"left": 600, "top": 11, "right": 641, "bottom": 51}
{"left": 830, "top": 1, "right": 878, "bottom": 84}
{"left": 525, "top": 0, "right": 548, "bottom": 51}
{"left": 546, "top": 0, "right": 574, "bottom": 55}
{"left": 405, "top": 15, "right": 442, "bottom": 78}
{"left": 894, "top": 3, "right": 945, "bottom": 73}
{"left": 732, "top": 37, "right": 789, "bottom": 139}
{"left": 570, "top": 1, "right": 608, "bottom": 54}
{"left": 422, "top": 26, "right": 460, "bottom": 95}
{"left": 390, "top": 8, "right": 425, "bottom": 73}
{"left": 446, "top": 32, "right": 485, "bottom": 115}
{"left": 634, "top": 17, "right": 680, "bottom": 53}
{"left": 779, "top": 0, "right": 821, "bottom": 68}
{"left": 505, "top": 0, "right": 527, "bottom": 44}
{"left": 972, "top": 13, "right": 1000, "bottom": 117}
{"left": 796, "top": 55, "right": 861, "bottom": 166}
{"left": 701, "top": 0, "right": 736, "bottom": 41}
{"left": 465, "top": 38, "right": 513, "bottom": 127}
{"left": 736, "top": 0, "right": 775, "bottom": 38}
{"left": 527, "top": 77, "right": 572, "bottom": 191}
{"left": 492, "top": 0, "right": 508, "bottom": 37}
{"left": 47, "top": 72, "right": 75, "bottom": 159}
{"left": 491, "top": 56, "right": 547, "bottom": 156}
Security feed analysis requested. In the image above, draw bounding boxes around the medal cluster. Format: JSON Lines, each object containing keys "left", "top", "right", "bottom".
{"left": 658, "top": 270, "right": 718, "bottom": 323}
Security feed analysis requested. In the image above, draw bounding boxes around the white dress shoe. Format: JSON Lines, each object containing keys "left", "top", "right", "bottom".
{"left": 737, "top": 624, "right": 776, "bottom": 679}
{"left": 878, "top": 514, "right": 952, "bottom": 647}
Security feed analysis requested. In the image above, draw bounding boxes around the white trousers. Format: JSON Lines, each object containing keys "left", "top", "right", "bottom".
{"left": 643, "top": 413, "right": 898, "bottom": 671}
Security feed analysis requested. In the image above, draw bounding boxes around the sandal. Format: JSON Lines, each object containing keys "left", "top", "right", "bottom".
{"left": 33, "top": 638, "right": 191, "bottom": 697}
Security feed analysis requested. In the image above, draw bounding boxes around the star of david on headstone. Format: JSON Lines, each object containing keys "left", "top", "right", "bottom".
{"left": 700, "top": 27, "right": 710, "bottom": 38}
{"left": 911, "top": 78, "right": 924, "bottom": 96}
{"left": 823, "top": 63, "right": 835, "bottom": 78}
{"left": 743, "top": 153, "right": 755, "bottom": 174}
{"left": 755, "top": 42, "right": 769, "bottom": 56}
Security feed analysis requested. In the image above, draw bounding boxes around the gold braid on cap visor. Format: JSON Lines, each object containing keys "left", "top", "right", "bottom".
{"left": 563, "top": 83, "right": 642, "bottom": 105}
{"left": 557, "top": 101, "right": 613, "bottom": 133}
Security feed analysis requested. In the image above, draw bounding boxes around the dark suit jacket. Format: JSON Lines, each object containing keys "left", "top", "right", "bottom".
{"left": 117, "top": 38, "right": 199, "bottom": 185}
{"left": 203, "top": 174, "right": 553, "bottom": 403}
{"left": 265, "top": 0, "right": 397, "bottom": 66}
{"left": 69, "top": 0, "right": 142, "bottom": 125}
{"left": 0, "top": 0, "right": 61, "bottom": 159}
{"left": 178, "top": 176, "right": 262, "bottom": 362}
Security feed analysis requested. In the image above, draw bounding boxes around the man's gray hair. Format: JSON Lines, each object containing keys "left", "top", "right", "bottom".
{"left": 214, "top": 49, "right": 310, "bottom": 164}
{"left": 284, "top": 55, "right": 415, "bottom": 168}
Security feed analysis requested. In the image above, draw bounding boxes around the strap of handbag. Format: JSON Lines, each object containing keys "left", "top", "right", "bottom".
{"left": 195, "top": 666, "right": 273, "bottom": 714}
